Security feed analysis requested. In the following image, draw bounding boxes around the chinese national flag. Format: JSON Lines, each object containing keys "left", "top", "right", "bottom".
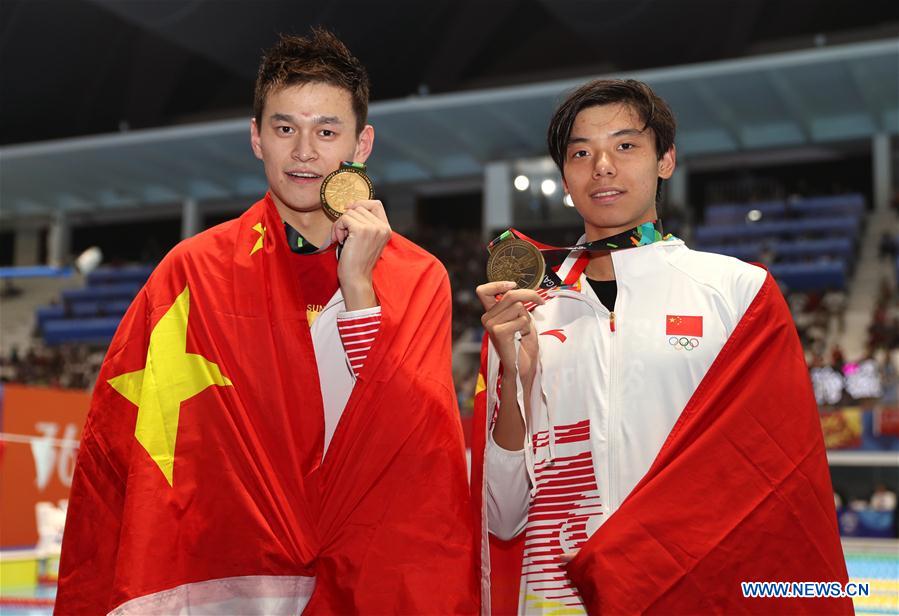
{"left": 55, "top": 195, "right": 478, "bottom": 615}
{"left": 667, "top": 314, "right": 703, "bottom": 336}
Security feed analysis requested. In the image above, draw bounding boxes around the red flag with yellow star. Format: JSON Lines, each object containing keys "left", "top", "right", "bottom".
{"left": 666, "top": 314, "right": 703, "bottom": 337}
{"left": 55, "top": 195, "right": 477, "bottom": 615}
{"left": 470, "top": 274, "right": 850, "bottom": 615}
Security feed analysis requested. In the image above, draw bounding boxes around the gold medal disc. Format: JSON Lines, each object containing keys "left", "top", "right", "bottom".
{"left": 487, "top": 238, "right": 546, "bottom": 290}
{"left": 320, "top": 167, "right": 374, "bottom": 219}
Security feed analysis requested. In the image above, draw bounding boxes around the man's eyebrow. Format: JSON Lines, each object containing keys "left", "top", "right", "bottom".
{"left": 566, "top": 128, "right": 647, "bottom": 146}
{"left": 610, "top": 128, "right": 646, "bottom": 137}
{"left": 267, "top": 113, "right": 344, "bottom": 125}
{"left": 269, "top": 113, "right": 296, "bottom": 123}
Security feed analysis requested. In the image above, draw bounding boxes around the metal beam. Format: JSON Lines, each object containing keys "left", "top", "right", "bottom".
{"left": 372, "top": 128, "right": 441, "bottom": 177}
{"left": 691, "top": 80, "right": 743, "bottom": 149}
{"left": 765, "top": 70, "right": 813, "bottom": 142}
{"left": 484, "top": 106, "right": 545, "bottom": 155}
{"left": 370, "top": 39, "right": 899, "bottom": 116}
{"left": 422, "top": 112, "right": 490, "bottom": 161}
{"left": 847, "top": 60, "right": 886, "bottom": 132}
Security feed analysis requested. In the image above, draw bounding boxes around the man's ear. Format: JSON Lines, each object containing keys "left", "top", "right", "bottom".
{"left": 250, "top": 118, "right": 263, "bottom": 161}
{"left": 657, "top": 144, "right": 676, "bottom": 180}
{"left": 353, "top": 124, "right": 374, "bottom": 163}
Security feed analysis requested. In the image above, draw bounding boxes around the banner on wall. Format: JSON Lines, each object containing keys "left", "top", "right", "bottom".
{"left": 819, "top": 406, "right": 864, "bottom": 449}
{"left": 0, "top": 383, "right": 90, "bottom": 548}
{"left": 874, "top": 406, "right": 899, "bottom": 438}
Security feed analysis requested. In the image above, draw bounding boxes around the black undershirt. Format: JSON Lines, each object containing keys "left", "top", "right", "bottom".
{"left": 587, "top": 278, "right": 618, "bottom": 312}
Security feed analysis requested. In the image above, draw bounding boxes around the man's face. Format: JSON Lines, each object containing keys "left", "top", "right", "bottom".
{"left": 250, "top": 82, "right": 373, "bottom": 215}
{"left": 562, "top": 102, "right": 675, "bottom": 239}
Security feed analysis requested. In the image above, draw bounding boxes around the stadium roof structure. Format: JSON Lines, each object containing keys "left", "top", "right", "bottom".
{"left": 1, "top": 38, "right": 896, "bottom": 222}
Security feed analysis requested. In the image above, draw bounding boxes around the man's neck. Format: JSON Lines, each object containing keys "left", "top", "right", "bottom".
{"left": 275, "top": 202, "right": 332, "bottom": 248}
{"left": 585, "top": 252, "right": 615, "bottom": 281}
{"left": 582, "top": 225, "right": 621, "bottom": 281}
{"left": 581, "top": 214, "right": 659, "bottom": 281}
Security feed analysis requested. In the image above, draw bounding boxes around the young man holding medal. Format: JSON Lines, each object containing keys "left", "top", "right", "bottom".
{"left": 56, "top": 29, "right": 477, "bottom": 615}
{"left": 471, "top": 80, "right": 850, "bottom": 614}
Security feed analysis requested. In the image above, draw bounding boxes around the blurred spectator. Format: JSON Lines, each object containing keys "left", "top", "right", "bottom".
{"left": 822, "top": 290, "right": 847, "bottom": 334}
{"left": 810, "top": 358, "right": 844, "bottom": 407}
{"left": 1, "top": 343, "right": 105, "bottom": 391}
{"left": 849, "top": 498, "right": 869, "bottom": 511}
{"left": 878, "top": 232, "right": 897, "bottom": 262}
{"left": 1, "top": 279, "right": 23, "bottom": 299}
{"left": 870, "top": 484, "right": 897, "bottom": 512}
{"left": 867, "top": 278, "right": 899, "bottom": 352}
{"left": 758, "top": 241, "right": 776, "bottom": 267}
{"left": 830, "top": 345, "right": 845, "bottom": 371}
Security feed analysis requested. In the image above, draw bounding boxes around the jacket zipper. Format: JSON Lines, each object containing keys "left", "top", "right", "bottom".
{"left": 607, "top": 309, "right": 618, "bottom": 512}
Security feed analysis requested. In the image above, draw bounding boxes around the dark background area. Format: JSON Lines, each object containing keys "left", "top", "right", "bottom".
{"left": 2, "top": 0, "right": 897, "bottom": 145}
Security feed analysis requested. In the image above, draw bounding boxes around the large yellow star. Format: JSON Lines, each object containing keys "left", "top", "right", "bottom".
{"left": 107, "top": 285, "right": 232, "bottom": 486}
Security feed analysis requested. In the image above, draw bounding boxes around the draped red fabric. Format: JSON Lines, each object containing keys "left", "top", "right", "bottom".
{"left": 471, "top": 273, "right": 851, "bottom": 615}
{"left": 55, "top": 195, "right": 478, "bottom": 615}
{"left": 470, "top": 337, "right": 525, "bottom": 616}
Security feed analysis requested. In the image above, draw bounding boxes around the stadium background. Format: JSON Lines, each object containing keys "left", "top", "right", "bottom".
{"left": 0, "top": 1, "right": 897, "bottom": 613}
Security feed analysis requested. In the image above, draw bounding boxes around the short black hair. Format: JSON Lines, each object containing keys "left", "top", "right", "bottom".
{"left": 254, "top": 28, "right": 370, "bottom": 133}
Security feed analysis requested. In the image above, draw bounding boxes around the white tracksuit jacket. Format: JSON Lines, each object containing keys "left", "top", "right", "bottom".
{"left": 483, "top": 237, "right": 766, "bottom": 615}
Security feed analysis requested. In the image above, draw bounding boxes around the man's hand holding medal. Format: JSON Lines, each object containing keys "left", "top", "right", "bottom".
{"left": 323, "top": 161, "right": 391, "bottom": 311}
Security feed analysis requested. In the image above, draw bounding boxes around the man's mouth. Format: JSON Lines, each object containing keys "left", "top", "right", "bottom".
{"left": 285, "top": 171, "right": 322, "bottom": 183}
{"left": 590, "top": 188, "right": 626, "bottom": 202}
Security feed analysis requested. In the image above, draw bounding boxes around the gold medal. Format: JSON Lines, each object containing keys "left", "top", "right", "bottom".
{"left": 320, "top": 162, "right": 374, "bottom": 219}
{"left": 487, "top": 237, "right": 546, "bottom": 290}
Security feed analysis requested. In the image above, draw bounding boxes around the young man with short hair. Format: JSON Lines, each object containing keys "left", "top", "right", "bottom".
{"left": 471, "top": 79, "right": 850, "bottom": 614}
{"left": 56, "top": 29, "right": 477, "bottom": 615}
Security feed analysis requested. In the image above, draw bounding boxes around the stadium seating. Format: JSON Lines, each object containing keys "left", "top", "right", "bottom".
{"left": 35, "top": 266, "right": 149, "bottom": 346}
{"left": 696, "top": 238, "right": 854, "bottom": 265}
{"left": 694, "top": 216, "right": 861, "bottom": 244}
{"left": 704, "top": 193, "right": 865, "bottom": 225}
{"left": 769, "top": 262, "right": 847, "bottom": 292}
{"left": 697, "top": 194, "right": 865, "bottom": 292}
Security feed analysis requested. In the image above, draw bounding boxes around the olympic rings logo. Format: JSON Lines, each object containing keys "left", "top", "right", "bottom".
{"left": 668, "top": 336, "right": 700, "bottom": 351}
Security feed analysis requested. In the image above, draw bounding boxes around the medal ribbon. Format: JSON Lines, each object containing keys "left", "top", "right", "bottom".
{"left": 488, "top": 220, "right": 669, "bottom": 254}
{"left": 488, "top": 220, "right": 672, "bottom": 289}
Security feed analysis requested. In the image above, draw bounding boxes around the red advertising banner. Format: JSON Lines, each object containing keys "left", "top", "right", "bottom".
{"left": 0, "top": 384, "right": 90, "bottom": 548}
{"left": 873, "top": 405, "right": 899, "bottom": 438}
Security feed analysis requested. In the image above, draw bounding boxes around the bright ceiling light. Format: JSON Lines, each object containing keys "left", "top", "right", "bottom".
{"left": 563, "top": 193, "right": 574, "bottom": 207}
{"left": 541, "top": 179, "right": 557, "bottom": 196}
{"left": 514, "top": 175, "right": 529, "bottom": 191}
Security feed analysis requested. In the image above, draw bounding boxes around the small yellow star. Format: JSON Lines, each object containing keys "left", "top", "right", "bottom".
{"left": 475, "top": 373, "right": 486, "bottom": 396}
{"left": 250, "top": 222, "right": 266, "bottom": 256}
